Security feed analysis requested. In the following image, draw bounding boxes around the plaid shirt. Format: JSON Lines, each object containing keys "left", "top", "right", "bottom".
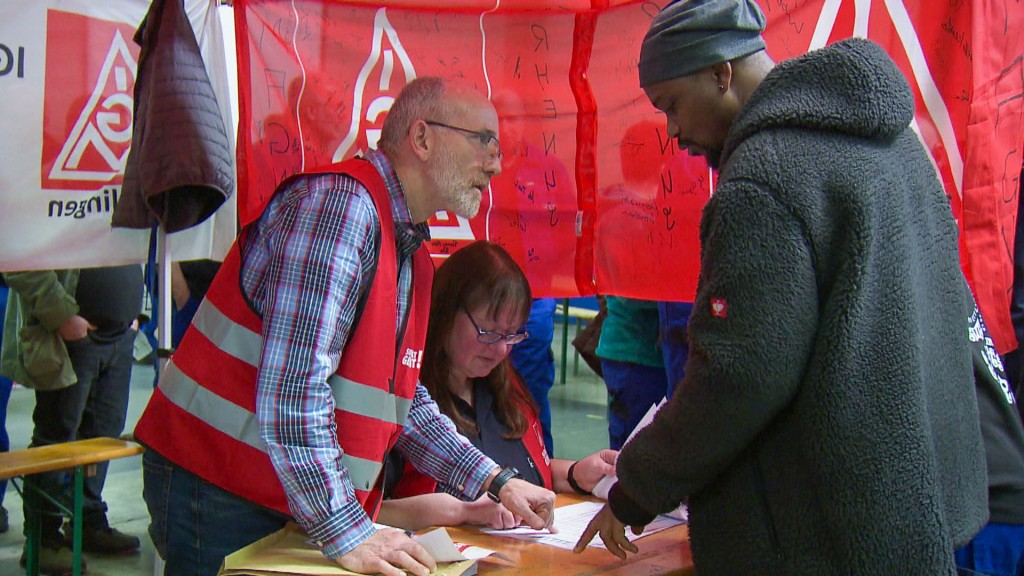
{"left": 240, "top": 151, "right": 496, "bottom": 557}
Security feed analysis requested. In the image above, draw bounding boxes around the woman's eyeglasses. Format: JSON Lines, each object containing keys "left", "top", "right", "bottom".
{"left": 463, "top": 307, "right": 528, "bottom": 345}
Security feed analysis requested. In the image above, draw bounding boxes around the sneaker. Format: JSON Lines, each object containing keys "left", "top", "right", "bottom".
{"left": 0, "top": 506, "right": 8, "bottom": 533}
{"left": 19, "top": 542, "right": 85, "bottom": 576}
{"left": 65, "top": 525, "right": 140, "bottom": 555}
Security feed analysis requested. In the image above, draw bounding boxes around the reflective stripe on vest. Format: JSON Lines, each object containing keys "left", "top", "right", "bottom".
{"left": 190, "top": 297, "right": 413, "bottom": 425}
{"left": 158, "top": 359, "right": 386, "bottom": 492}
{"left": 158, "top": 297, "right": 410, "bottom": 490}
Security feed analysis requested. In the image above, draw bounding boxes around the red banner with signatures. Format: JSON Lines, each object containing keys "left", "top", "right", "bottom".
{"left": 233, "top": 0, "right": 1024, "bottom": 352}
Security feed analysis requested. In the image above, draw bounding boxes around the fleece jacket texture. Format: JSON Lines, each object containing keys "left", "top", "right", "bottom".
{"left": 614, "top": 38, "right": 988, "bottom": 576}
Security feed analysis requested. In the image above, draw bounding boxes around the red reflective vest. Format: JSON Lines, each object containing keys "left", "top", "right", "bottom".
{"left": 135, "top": 158, "right": 433, "bottom": 517}
{"left": 391, "top": 375, "right": 552, "bottom": 498}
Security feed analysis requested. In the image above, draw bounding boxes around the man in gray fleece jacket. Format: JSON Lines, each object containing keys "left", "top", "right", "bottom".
{"left": 575, "top": 1, "right": 989, "bottom": 574}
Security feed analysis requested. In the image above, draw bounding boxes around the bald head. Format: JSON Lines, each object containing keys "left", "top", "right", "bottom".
{"left": 378, "top": 78, "right": 494, "bottom": 157}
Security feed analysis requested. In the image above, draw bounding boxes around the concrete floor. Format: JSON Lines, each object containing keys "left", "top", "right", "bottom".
{"left": 0, "top": 328, "right": 609, "bottom": 575}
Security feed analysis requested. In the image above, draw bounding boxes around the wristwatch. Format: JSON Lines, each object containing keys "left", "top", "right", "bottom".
{"left": 486, "top": 466, "right": 522, "bottom": 503}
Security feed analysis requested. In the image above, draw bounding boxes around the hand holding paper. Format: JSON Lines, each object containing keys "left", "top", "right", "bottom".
{"left": 336, "top": 527, "right": 435, "bottom": 576}
{"left": 570, "top": 449, "right": 617, "bottom": 493}
{"left": 593, "top": 400, "right": 665, "bottom": 500}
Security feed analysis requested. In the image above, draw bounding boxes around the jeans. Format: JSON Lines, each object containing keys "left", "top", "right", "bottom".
{"left": 509, "top": 298, "right": 557, "bottom": 455}
{"left": 24, "top": 328, "right": 135, "bottom": 541}
{"left": 143, "top": 449, "right": 290, "bottom": 576}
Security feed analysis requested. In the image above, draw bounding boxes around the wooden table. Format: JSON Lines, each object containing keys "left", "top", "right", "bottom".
{"left": 445, "top": 494, "right": 694, "bottom": 576}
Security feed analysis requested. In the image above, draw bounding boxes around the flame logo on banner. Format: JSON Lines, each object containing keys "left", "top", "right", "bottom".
{"left": 46, "top": 27, "right": 137, "bottom": 187}
{"left": 803, "top": 0, "right": 962, "bottom": 197}
{"left": 333, "top": 8, "right": 416, "bottom": 162}
{"left": 332, "top": 7, "right": 476, "bottom": 244}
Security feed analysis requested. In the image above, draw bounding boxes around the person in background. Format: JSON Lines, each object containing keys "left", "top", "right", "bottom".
{"left": 594, "top": 120, "right": 692, "bottom": 417}
{"left": 134, "top": 77, "right": 556, "bottom": 576}
{"left": 379, "top": 241, "right": 615, "bottom": 531}
{"left": 657, "top": 301, "right": 693, "bottom": 394}
{"left": 576, "top": 1, "right": 988, "bottom": 574}
{"left": 2, "top": 265, "right": 144, "bottom": 575}
{"left": 139, "top": 258, "right": 222, "bottom": 389}
{"left": 1001, "top": 163, "right": 1024, "bottom": 424}
{"left": 596, "top": 296, "right": 670, "bottom": 450}
{"left": 508, "top": 298, "right": 557, "bottom": 454}
{"left": 0, "top": 279, "right": 12, "bottom": 534}
{"left": 169, "top": 259, "right": 220, "bottom": 348}
{"left": 959, "top": 297, "right": 1024, "bottom": 576}
{"left": 490, "top": 89, "right": 575, "bottom": 456}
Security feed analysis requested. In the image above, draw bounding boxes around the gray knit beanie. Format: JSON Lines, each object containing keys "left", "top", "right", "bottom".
{"left": 639, "top": 0, "right": 767, "bottom": 87}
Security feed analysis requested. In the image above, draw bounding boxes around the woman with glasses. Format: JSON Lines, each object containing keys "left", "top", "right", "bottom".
{"left": 378, "top": 241, "right": 617, "bottom": 531}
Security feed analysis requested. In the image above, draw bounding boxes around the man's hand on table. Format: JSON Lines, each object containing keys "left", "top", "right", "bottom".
{"left": 336, "top": 527, "right": 436, "bottom": 576}
{"left": 498, "top": 478, "right": 557, "bottom": 532}
{"left": 573, "top": 503, "right": 641, "bottom": 559}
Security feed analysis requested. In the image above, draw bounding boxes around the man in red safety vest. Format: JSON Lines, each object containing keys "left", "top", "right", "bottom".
{"left": 135, "top": 77, "right": 556, "bottom": 576}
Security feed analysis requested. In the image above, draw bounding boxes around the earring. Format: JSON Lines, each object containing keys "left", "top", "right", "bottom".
{"left": 718, "top": 85, "right": 724, "bottom": 91}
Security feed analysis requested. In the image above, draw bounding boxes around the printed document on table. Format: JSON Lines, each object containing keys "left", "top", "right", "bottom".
{"left": 481, "top": 501, "right": 684, "bottom": 550}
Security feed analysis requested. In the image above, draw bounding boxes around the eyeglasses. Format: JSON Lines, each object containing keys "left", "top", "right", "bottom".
{"left": 463, "top": 307, "right": 529, "bottom": 345}
{"left": 425, "top": 120, "right": 503, "bottom": 161}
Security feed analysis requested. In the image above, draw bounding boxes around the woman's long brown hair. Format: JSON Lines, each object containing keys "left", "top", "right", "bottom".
{"left": 420, "top": 240, "right": 537, "bottom": 438}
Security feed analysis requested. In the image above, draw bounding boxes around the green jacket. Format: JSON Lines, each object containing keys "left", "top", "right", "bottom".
{"left": 1, "top": 270, "right": 80, "bottom": 390}
{"left": 595, "top": 296, "right": 664, "bottom": 368}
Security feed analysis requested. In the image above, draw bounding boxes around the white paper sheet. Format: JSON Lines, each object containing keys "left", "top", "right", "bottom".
{"left": 593, "top": 399, "right": 665, "bottom": 500}
{"left": 480, "top": 501, "right": 684, "bottom": 550}
{"left": 590, "top": 399, "right": 688, "bottom": 523}
{"left": 412, "top": 527, "right": 510, "bottom": 563}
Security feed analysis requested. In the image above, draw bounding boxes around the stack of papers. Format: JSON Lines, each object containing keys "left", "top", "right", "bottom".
{"left": 413, "top": 527, "right": 510, "bottom": 564}
{"left": 219, "top": 523, "right": 489, "bottom": 576}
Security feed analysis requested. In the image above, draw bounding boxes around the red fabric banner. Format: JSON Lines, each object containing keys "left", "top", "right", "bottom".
{"left": 234, "top": 0, "right": 1024, "bottom": 352}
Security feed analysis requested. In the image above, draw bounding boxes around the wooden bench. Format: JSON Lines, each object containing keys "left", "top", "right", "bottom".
{"left": 0, "top": 437, "right": 145, "bottom": 576}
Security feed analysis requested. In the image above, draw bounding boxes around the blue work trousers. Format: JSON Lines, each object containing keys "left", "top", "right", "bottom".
{"left": 601, "top": 359, "right": 670, "bottom": 451}
{"left": 509, "top": 298, "right": 556, "bottom": 454}
{"left": 955, "top": 522, "right": 1024, "bottom": 576}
